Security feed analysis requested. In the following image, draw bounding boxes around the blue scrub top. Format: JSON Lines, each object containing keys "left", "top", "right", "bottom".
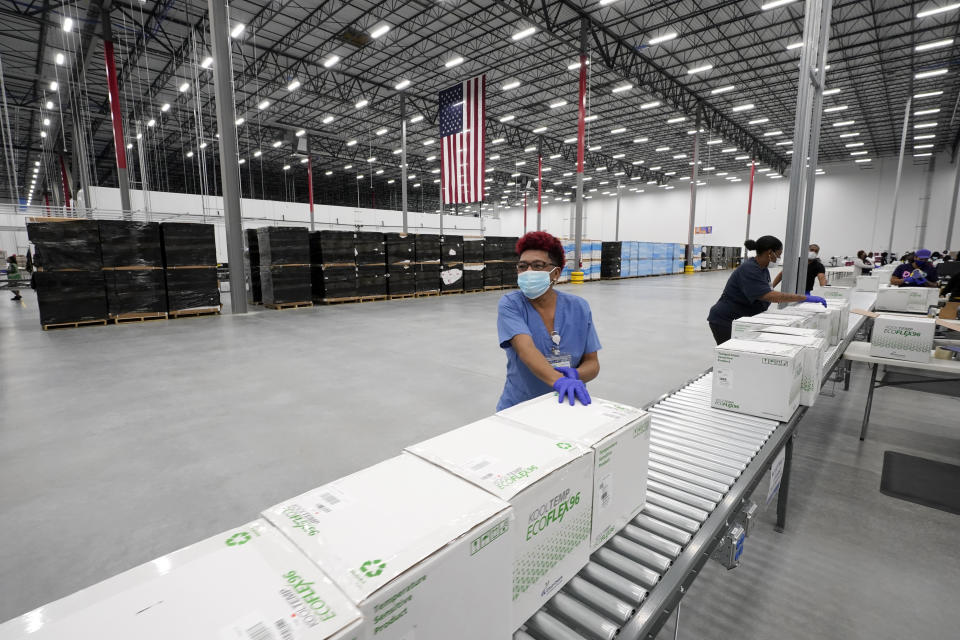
{"left": 496, "top": 290, "right": 602, "bottom": 411}
{"left": 707, "top": 257, "right": 773, "bottom": 328}
{"left": 892, "top": 262, "right": 938, "bottom": 286}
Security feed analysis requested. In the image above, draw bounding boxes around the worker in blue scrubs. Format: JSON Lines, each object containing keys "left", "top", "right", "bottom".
{"left": 707, "top": 235, "right": 827, "bottom": 345}
{"left": 497, "top": 231, "right": 600, "bottom": 410}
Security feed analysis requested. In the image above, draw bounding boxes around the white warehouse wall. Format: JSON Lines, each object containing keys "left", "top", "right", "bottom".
{"left": 497, "top": 153, "right": 960, "bottom": 259}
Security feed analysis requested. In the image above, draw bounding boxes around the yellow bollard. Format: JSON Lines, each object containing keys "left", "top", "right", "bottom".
{"left": 571, "top": 271, "right": 584, "bottom": 284}
{"left": 684, "top": 265, "right": 695, "bottom": 274}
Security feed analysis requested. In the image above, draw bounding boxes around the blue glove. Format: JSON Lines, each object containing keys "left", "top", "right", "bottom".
{"left": 553, "top": 377, "right": 592, "bottom": 406}
{"left": 902, "top": 275, "right": 916, "bottom": 285}
{"left": 805, "top": 295, "right": 827, "bottom": 307}
{"left": 554, "top": 366, "right": 579, "bottom": 380}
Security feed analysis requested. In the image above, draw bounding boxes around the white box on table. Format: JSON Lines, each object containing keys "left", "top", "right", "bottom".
{"left": 856, "top": 275, "right": 880, "bottom": 292}
{"left": 870, "top": 314, "right": 936, "bottom": 363}
{"left": 0, "top": 519, "right": 362, "bottom": 640}
{"left": 731, "top": 314, "right": 803, "bottom": 339}
{"left": 877, "top": 285, "right": 938, "bottom": 314}
{"left": 750, "top": 332, "right": 827, "bottom": 406}
{"left": 406, "top": 416, "right": 593, "bottom": 630}
{"left": 498, "top": 394, "right": 651, "bottom": 550}
{"left": 262, "top": 454, "right": 514, "bottom": 640}
{"left": 712, "top": 339, "right": 804, "bottom": 421}
{"left": 818, "top": 285, "right": 853, "bottom": 302}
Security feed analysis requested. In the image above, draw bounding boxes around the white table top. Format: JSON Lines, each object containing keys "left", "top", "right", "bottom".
{"left": 842, "top": 341, "right": 960, "bottom": 373}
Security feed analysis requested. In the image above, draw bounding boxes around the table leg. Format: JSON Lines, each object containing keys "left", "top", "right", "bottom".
{"left": 843, "top": 360, "right": 851, "bottom": 391}
{"left": 859, "top": 363, "right": 878, "bottom": 441}
{"left": 775, "top": 435, "right": 794, "bottom": 533}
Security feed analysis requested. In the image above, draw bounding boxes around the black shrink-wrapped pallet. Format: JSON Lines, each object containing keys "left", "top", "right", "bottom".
{"left": 355, "top": 232, "right": 386, "bottom": 265}
{"left": 257, "top": 226, "right": 310, "bottom": 266}
{"left": 440, "top": 264, "right": 464, "bottom": 292}
{"left": 35, "top": 271, "right": 108, "bottom": 325}
{"left": 484, "top": 263, "right": 503, "bottom": 288}
{"left": 441, "top": 235, "right": 463, "bottom": 264}
{"left": 415, "top": 263, "right": 441, "bottom": 293}
{"left": 27, "top": 220, "right": 102, "bottom": 271}
{"left": 463, "top": 266, "right": 485, "bottom": 291}
{"left": 601, "top": 242, "right": 622, "bottom": 261}
{"left": 160, "top": 222, "right": 217, "bottom": 267}
{"left": 601, "top": 260, "right": 622, "bottom": 279}
{"left": 98, "top": 221, "right": 163, "bottom": 268}
{"left": 463, "top": 239, "right": 485, "bottom": 263}
{"left": 103, "top": 269, "right": 167, "bottom": 316}
{"left": 357, "top": 264, "right": 387, "bottom": 297}
{"left": 313, "top": 265, "right": 357, "bottom": 300}
{"left": 388, "top": 264, "right": 417, "bottom": 295}
{"left": 260, "top": 265, "right": 311, "bottom": 304}
{"left": 385, "top": 233, "right": 416, "bottom": 264}
{"left": 415, "top": 234, "right": 441, "bottom": 262}
{"left": 165, "top": 268, "right": 221, "bottom": 311}
{"left": 245, "top": 229, "right": 261, "bottom": 304}
{"left": 311, "top": 230, "right": 356, "bottom": 265}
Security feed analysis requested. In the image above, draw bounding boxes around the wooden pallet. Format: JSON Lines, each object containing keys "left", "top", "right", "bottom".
{"left": 264, "top": 301, "right": 313, "bottom": 310}
{"left": 110, "top": 312, "right": 168, "bottom": 324}
{"left": 441, "top": 289, "right": 464, "bottom": 295}
{"left": 321, "top": 296, "right": 385, "bottom": 305}
{"left": 387, "top": 293, "right": 417, "bottom": 300}
{"left": 464, "top": 289, "right": 485, "bottom": 294}
{"left": 168, "top": 306, "right": 222, "bottom": 318}
{"left": 416, "top": 290, "right": 441, "bottom": 297}
{"left": 43, "top": 318, "right": 108, "bottom": 331}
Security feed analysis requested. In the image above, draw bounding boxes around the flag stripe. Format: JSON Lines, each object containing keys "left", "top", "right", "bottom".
{"left": 439, "top": 74, "right": 485, "bottom": 205}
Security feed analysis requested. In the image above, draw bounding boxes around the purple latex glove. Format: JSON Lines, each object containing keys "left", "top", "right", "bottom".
{"left": 554, "top": 366, "right": 579, "bottom": 380}
{"left": 804, "top": 294, "right": 827, "bottom": 307}
{"left": 553, "top": 377, "right": 592, "bottom": 406}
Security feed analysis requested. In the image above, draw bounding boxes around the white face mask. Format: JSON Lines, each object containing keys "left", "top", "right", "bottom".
{"left": 808, "top": 251, "right": 818, "bottom": 260}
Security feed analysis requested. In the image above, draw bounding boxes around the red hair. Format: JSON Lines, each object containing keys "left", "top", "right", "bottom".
{"left": 516, "top": 231, "right": 565, "bottom": 269}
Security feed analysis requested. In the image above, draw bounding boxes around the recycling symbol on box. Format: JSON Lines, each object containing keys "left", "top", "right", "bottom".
{"left": 226, "top": 532, "right": 251, "bottom": 547}
{"left": 361, "top": 559, "right": 386, "bottom": 577}
{"left": 556, "top": 442, "right": 572, "bottom": 450}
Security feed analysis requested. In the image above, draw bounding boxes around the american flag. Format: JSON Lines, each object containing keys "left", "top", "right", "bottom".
{"left": 439, "top": 74, "right": 485, "bottom": 204}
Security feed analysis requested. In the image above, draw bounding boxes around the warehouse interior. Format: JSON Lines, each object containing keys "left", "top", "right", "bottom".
{"left": 2, "top": 1, "right": 960, "bottom": 639}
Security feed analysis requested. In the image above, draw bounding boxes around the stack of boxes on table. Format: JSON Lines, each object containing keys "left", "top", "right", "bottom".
{"left": 0, "top": 394, "right": 653, "bottom": 639}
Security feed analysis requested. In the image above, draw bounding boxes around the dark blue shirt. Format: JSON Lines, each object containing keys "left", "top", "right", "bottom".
{"left": 707, "top": 257, "right": 773, "bottom": 327}
{"left": 892, "top": 262, "right": 938, "bottom": 286}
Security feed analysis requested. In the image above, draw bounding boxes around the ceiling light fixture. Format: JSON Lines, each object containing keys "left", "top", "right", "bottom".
{"left": 823, "top": 105, "right": 848, "bottom": 112}
{"left": 287, "top": 79, "right": 301, "bottom": 91}
{"left": 296, "top": 129, "right": 306, "bottom": 137}
{"left": 55, "top": 52, "right": 65, "bottom": 65}
{"left": 611, "top": 127, "right": 627, "bottom": 134}
{"left": 584, "top": 115, "right": 598, "bottom": 122}
{"left": 763, "top": 130, "right": 784, "bottom": 136}
{"left": 914, "top": 121, "right": 938, "bottom": 128}
{"left": 611, "top": 84, "right": 633, "bottom": 93}
{"left": 533, "top": 126, "right": 548, "bottom": 133}
{"left": 409, "top": 115, "right": 424, "bottom": 123}
{"left": 762, "top": 0, "right": 798, "bottom": 10}
{"left": 502, "top": 80, "right": 521, "bottom": 90}
{"left": 323, "top": 55, "right": 340, "bottom": 68}
{"left": 721, "top": 147, "right": 737, "bottom": 153}
{"left": 62, "top": 17, "right": 73, "bottom": 31}
{"left": 914, "top": 90, "right": 943, "bottom": 99}
{"left": 272, "top": 140, "right": 283, "bottom": 148}
{"left": 512, "top": 26, "right": 537, "bottom": 41}
{"left": 915, "top": 68, "right": 948, "bottom": 79}
{"left": 322, "top": 115, "right": 335, "bottom": 124}
{"left": 355, "top": 99, "right": 369, "bottom": 109}
{"left": 395, "top": 79, "right": 411, "bottom": 90}
{"left": 916, "top": 38, "right": 954, "bottom": 51}
{"left": 915, "top": 134, "right": 936, "bottom": 140}
{"left": 499, "top": 114, "right": 515, "bottom": 122}
{"left": 147, "top": 119, "right": 155, "bottom": 127}
{"left": 230, "top": 24, "right": 245, "bottom": 38}
{"left": 917, "top": 3, "right": 960, "bottom": 18}
{"left": 748, "top": 117, "right": 769, "bottom": 124}
{"left": 839, "top": 132, "right": 860, "bottom": 138}
{"left": 258, "top": 100, "right": 270, "bottom": 110}
{"left": 445, "top": 56, "right": 464, "bottom": 68}
{"left": 370, "top": 24, "right": 391, "bottom": 39}
{"left": 731, "top": 103, "right": 755, "bottom": 112}
{"left": 667, "top": 116, "right": 686, "bottom": 123}
{"left": 253, "top": 150, "right": 262, "bottom": 157}
{"left": 686, "top": 64, "right": 713, "bottom": 74}
{"left": 49, "top": 81, "right": 58, "bottom": 91}
{"left": 832, "top": 120, "right": 855, "bottom": 127}
{"left": 375, "top": 128, "right": 388, "bottom": 136}
{"left": 914, "top": 108, "right": 941, "bottom": 116}
{"left": 549, "top": 99, "right": 568, "bottom": 108}
{"left": 711, "top": 85, "right": 735, "bottom": 94}
{"left": 822, "top": 88, "right": 842, "bottom": 96}
{"left": 648, "top": 32, "right": 678, "bottom": 45}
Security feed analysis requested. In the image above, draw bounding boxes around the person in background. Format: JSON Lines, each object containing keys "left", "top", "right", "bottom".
{"left": 6, "top": 255, "right": 22, "bottom": 301}
{"left": 880, "top": 251, "right": 890, "bottom": 265}
{"left": 771, "top": 243, "right": 827, "bottom": 293}
{"left": 891, "top": 249, "right": 938, "bottom": 288}
{"left": 497, "top": 231, "right": 599, "bottom": 409}
{"left": 707, "top": 236, "right": 826, "bottom": 345}
{"left": 853, "top": 250, "right": 874, "bottom": 275}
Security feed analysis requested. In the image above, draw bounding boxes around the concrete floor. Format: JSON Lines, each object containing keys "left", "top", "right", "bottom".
{"left": 1, "top": 271, "right": 958, "bottom": 638}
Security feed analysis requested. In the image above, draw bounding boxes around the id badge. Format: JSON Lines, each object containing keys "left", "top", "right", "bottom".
{"left": 545, "top": 351, "right": 573, "bottom": 368}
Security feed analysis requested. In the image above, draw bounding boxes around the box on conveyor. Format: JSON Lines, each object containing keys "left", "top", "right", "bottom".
{"left": 406, "top": 417, "right": 593, "bottom": 630}
{"left": 817, "top": 285, "right": 853, "bottom": 302}
{"left": 748, "top": 332, "right": 827, "bottom": 406}
{"left": 245, "top": 229, "right": 262, "bottom": 304}
{"left": 384, "top": 233, "right": 416, "bottom": 265}
{"left": 387, "top": 263, "right": 416, "bottom": 295}
{"left": 27, "top": 219, "right": 102, "bottom": 271}
{"left": 876, "top": 285, "right": 939, "bottom": 314}
{"left": 260, "top": 265, "right": 311, "bottom": 304}
{"left": 164, "top": 268, "right": 220, "bottom": 311}
{"left": 712, "top": 338, "right": 804, "bottom": 422}
{"left": 313, "top": 265, "right": 357, "bottom": 300}
{"left": 870, "top": 313, "right": 936, "bottom": 363}
{"left": 356, "top": 264, "right": 387, "bottom": 297}
{"left": 354, "top": 232, "right": 385, "bottom": 265}
{"left": 463, "top": 238, "right": 485, "bottom": 263}
{"left": 498, "top": 394, "right": 651, "bottom": 550}
{"left": 764, "top": 305, "right": 836, "bottom": 344}
{"left": 441, "top": 235, "right": 463, "bottom": 264}
{"left": 0, "top": 519, "right": 362, "bottom": 640}
{"left": 97, "top": 221, "right": 163, "bottom": 268}
{"left": 103, "top": 269, "right": 167, "bottom": 316}
{"left": 311, "top": 230, "right": 356, "bottom": 265}
{"left": 34, "top": 271, "right": 107, "bottom": 325}
{"left": 257, "top": 226, "right": 310, "bottom": 266}
{"left": 159, "top": 222, "right": 217, "bottom": 267}
{"left": 856, "top": 275, "right": 880, "bottom": 292}
{"left": 263, "top": 454, "right": 513, "bottom": 640}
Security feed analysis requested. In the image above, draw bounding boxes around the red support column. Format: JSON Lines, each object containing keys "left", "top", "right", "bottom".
{"left": 101, "top": 6, "right": 132, "bottom": 216}
{"left": 59, "top": 155, "right": 71, "bottom": 210}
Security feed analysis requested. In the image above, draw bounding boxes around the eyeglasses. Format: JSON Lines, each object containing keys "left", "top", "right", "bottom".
{"left": 516, "top": 261, "right": 557, "bottom": 272}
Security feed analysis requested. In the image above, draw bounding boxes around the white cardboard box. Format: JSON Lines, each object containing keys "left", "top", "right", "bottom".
{"left": 870, "top": 314, "right": 936, "bottom": 363}
{"left": 498, "top": 394, "right": 651, "bottom": 550}
{"left": 731, "top": 314, "right": 803, "bottom": 339}
{"left": 262, "top": 454, "right": 514, "bottom": 640}
{"left": 819, "top": 285, "right": 853, "bottom": 301}
{"left": 825, "top": 300, "right": 851, "bottom": 339}
{"left": 0, "top": 519, "right": 362, "bottom": 640}
{"left": 750, "top": 332, "right": 827, "bottom": 406}
{"left": 406, "top": 417, "right": 594, "bottom": 629}
{"left": 754, "top": 325, "right": 826, "bottom": 341}
{"left": 877, "top": 285, "right": 939, "bottom": 314}
{"left": 712, "top": 339, "right": 804, "bottom": 421}
{"left": 856, "top": 275, "right": 880, "bottom": 292}
{"left": 792, "top": 302, "right": 843, "bottom": 345}
{"left": 764, "top": 305, "right": 832, "bottom": 339}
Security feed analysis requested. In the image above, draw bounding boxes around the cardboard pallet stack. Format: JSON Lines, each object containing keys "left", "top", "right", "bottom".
{"left": 601, "top": 241, "right": 622, "bottom": 278}
{"left": 502, "top": 236, "right": 519, "bottom": 287}
{"left": 355, "top": 232, "right": 387, "bottom": 298}
{"left": 463, "top": 238, "right": 485, "bottom": 291}
{"left": 258, "top": 227, "right": 311, "bottom": 306}
{"left": 244, "top": 228, "right": 262, "bottom": 304}
{"left": 160, "top": 222, "right": 220, "bottom": 315}
{"left": 440, "top": 235, "right": 464, "bottom": 293}
{"left": 99, "top": 221, "right": 167, "bottom": 320}
{"left": 415, "top": 234, "right": 441, "bottom": 294}
{"left": 385, "top": 233, "right": 416, "bottom": 296}
{"left": 27, "top": 219, "right": 108, "bottom": 328}
{"left": 311, "top": 230, "right": 357, "bottom": 301}
{"left": 483, "top": 236, "right": 504, "bottom": 288}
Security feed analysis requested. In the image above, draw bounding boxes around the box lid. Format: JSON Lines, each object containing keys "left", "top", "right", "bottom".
{"left": 758, "top": 325, "right": 825, "bottom": 338}
{"left": 406, "top": 416, "right": 591, "bottom": 501}
{"left": 497, "top": 393, "right": 647, "bottom": 446}
{"left": 0, "top": 519, "right": 360, "bottom": 640}
{"left": 876, "top": 313, "right": 936, "bottom": 325}
{"left": 262, "top": 454, "right": 510, "bottom": 605}
{"left": 735, "top": 315, "right": 798, "bottom": 325}
{"left": 752, "top": 332, "right": 826, "bottom": 348}
{"left": 717, "top": 338, "right": 804, "bottom": 357}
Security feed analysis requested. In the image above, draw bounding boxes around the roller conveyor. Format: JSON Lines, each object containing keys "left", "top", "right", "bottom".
{"left": 517, "top": 291, "right": 878, "bottom": 640}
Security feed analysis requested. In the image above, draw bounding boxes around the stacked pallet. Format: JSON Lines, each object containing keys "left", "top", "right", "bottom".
{"left": 245, "top": 229, "right": 262, "bottom": 304}
{"left": 415, "top": 234, "right": 441, "bottom": 295}
{"left": 601, "top": 241, "right": 622, "bottom": 278}
{"left": 99, "top": 221, "right": 167, "bottom": 322}
{"left": 440, "top": 235, "right": 464, "bottom": 294}
{"left": 258, "top": 227, "right": 311, "bottom": 308}
{"left": 310, "top": 230, "right": 357, "bottom": 302}
{"left": 27, "top": 219, "right": 108, "bottom": 329}
{"left": 462, "top": 238, "right": 485, "bottom": 291}
{"left": 356, "top": 232, "right": 387, "bottom": 299}
{"left": 385, "top": 233, "right": 416, "bottom": 296}
{"left": 499, "top": 236, "right": 519, "bottom": 288}
{"left": 483, "top": 236, "right": 504, "bottom": 288}
{"left": 160, "top": 222, "right": 221, "bottom": 317}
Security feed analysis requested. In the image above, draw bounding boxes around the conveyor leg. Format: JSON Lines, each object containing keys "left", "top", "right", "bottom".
{"left": 673, "top": 600, "right": 682, "bottom": 640}
{"left": 859, "top": 363, "right": 878, "bottom": 441}
{"left": 774, "top": 436, "right": 794, "bottom": 533}
{"left": 843, "top": 360, "right": 851, "bottom": 391}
